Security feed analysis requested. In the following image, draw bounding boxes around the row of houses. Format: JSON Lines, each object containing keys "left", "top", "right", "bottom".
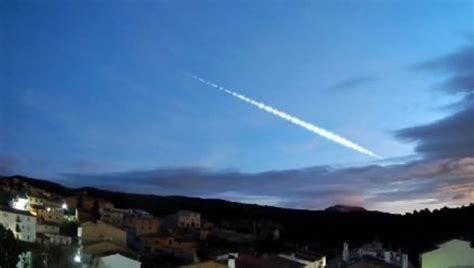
{"left": 0, "top": 179, "right": 209, "bottom": 266}
{"left": 1, "top": 191, "right": 78, "bottom": 245}
{"left": 76, "top": 208, "right": 207, "bottom": 264}
{"left": 180, "top": 250, "right": 328, "bottom": 268}
{"left": 335, "top": 239, "right": 474, "bottom": 268}
{"left": 179, "top": 238, "right": 474, "bottom": 268}
{"left": 1, "top": 179, "right": 473, "bottom": 268}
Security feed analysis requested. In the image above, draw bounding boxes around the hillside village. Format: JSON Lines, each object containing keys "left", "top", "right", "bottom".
{"left": 1, "top": 176, "right": 473, "bottom": 268}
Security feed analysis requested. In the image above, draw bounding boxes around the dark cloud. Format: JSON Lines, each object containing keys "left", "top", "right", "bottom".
{"left": 414, "top": 45, "right": 473, "bottom": 107}
{"left": 398, "top": 45, "right": 474, "bottom": 160}
{"left": 437, "top": 73, "right": 474, "bottom": 94}
{"left": 0, "top": 154, "right": 109, "bottom": 179}
{"left": 415, "top": 46, "right": 474, "bottom": 77}
{"left": 327, "top": 76, "right": 377, "bottom": 91}
{"left": 452, "top": 193, "right": 466, "bottom": 200}
{"left": 395, "top": 107, "right": 474, "bottom": 159}
{"left": 61, "top": 157, "right": 474, "bottom": 212}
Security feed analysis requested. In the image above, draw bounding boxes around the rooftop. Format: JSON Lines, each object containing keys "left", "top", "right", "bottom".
{"left": 0, "top": 205, "right": 35, "bottom": 217}
{"left": 346, "top": 255, "right": 405, "bottom": 268}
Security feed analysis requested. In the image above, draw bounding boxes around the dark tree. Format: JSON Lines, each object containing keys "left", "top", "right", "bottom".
{"left": 91, "top": 199, "right": 100, "bottom": 222}
{"left": 196, "top": 241, "right": 210, "bottom": 261}
{"left": 77, "top": 196, "right": 83, "bottom": 210}
{"left": 0, "top": 224, "right": 23, "bottom": 268}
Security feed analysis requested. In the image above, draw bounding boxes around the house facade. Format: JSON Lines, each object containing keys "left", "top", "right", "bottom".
{"left": 177, "top": 210, "right": 201, "bottom": 229}
{"left": 0, "top": 207, "right": 36, "bottom": 242}
{"left": 100, "top": 207, "right": 129, "bottom": 226}
{"left": 79, "top": 220, "right": 129, "bottom": 248}
{"left": 420, "top": 239, "right": 474, "bottom": 268}
{"left": 133, "top": 216, "right": 159, "bottom": 235}
{"left": 141, "top": 233, "right": 196, "bottom": 258}
{"left": 37, "top": 207, "right": 65, "bottom": 224}
{"left": 37, "top": 221, "right": 60, "bottom": 234}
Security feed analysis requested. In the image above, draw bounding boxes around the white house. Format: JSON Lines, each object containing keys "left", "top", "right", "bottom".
{"left": 420, "top": 239, "right": 474, "bottom": 268}
{"left": 10, "top": 194, "right": 29, "bottom": 211}
{"left": 0, "top": 207, "right": 36, "bottom": 242}
{"left": 93, "top": 253, "right": 141, "bottom": 268}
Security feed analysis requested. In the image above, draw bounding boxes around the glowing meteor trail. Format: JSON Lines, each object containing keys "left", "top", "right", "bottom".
{"left": 189, "top": 75, "right": 383, "bottom": 159}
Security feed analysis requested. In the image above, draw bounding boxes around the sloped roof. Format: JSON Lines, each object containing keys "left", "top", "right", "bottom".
{"left": 436, "top": 238, "right": 472, "bottom": 248}
{"left": 96, "top": 253, "right": 141, "bottom": 268}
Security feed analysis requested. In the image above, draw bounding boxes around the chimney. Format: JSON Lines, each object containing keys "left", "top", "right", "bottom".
{"left": 402, "top": 254, "right": 408, "bottom": 268}
{"left": 342, "top": 243, "right": 349, "bottom": 262}
{"left": 384, "top": 251, "right": 391, "bottom": 263}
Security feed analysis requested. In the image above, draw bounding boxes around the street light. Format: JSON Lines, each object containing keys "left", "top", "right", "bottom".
{"left": 73, "top": 254, "right": 81, "bottom": 263}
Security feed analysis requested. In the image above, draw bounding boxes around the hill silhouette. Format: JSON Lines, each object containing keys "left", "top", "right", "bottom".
{"left": 324, "top": 205, "right": 367, "bottom": 212}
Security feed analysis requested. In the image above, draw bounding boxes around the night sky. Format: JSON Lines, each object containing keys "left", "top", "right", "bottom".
{"left": 1, "top": 0, "right": 473, "bottom": 213}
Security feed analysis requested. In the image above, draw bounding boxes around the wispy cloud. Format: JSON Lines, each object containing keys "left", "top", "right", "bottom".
{"left": 327, "top": 76, "right": 377, "bottom": 91}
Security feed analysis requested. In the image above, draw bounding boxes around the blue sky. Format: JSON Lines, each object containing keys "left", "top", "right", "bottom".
{"left": 1, "top": 0, "right": 473, "bottom": 213}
